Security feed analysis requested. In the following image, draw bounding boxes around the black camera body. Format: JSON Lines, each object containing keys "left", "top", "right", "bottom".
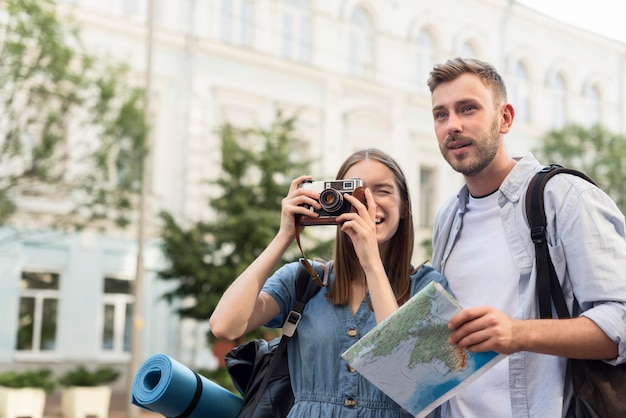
{"left": 297, "top": 178, "right": 365, "bottom": 226}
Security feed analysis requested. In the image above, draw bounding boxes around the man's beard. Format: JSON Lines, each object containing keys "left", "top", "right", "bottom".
{"left": 443, "top": 117, "right": 500, "bottom": 177}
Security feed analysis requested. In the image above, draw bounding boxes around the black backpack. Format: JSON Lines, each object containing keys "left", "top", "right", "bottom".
{"left": 224, "top": 260, "right": 324, "bottom": 418}
{"left": 525, "top": 164, "right": 626, "bottom": 418}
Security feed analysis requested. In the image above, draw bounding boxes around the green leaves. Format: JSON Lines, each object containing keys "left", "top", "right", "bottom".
{"left": 0, "top": 0, "right": 148, "bottom": 228}
{"left": 157, "top": 113, "right": 320, "bottom": 331}
{"left": 533, "top": 123, "right": 626, "bottom": 214}
{"left": 0, "top": 369, "right": 56, "bottom": 392}
{"left": 57, "top": 365, "right": 120, "bottom": 387}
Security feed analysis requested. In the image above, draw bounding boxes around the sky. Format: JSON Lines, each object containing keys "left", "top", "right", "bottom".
{"left": 517, "top": 0, "right": 626, "bottom": 44}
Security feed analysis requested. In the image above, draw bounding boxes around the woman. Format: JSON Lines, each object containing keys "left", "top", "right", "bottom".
{"left": 210, "top": 148, "right": 446, "bottom": 416}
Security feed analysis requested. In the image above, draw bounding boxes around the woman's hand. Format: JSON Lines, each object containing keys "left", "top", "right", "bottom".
{"left": 278, "top": 175, "right": 321, "bottom": 239}
{"left": 210, "top": 175, "right": 320, "bottom": 341}
{"left": 340, "top": 189, "right": 399, "bottom": 323}
{"left": 338, "top": 188, "right": 381, "bottom": 269}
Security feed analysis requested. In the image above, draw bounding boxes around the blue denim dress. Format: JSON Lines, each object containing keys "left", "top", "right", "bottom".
{"left": 262, "top": 261, "right": 447, "bottom": 417}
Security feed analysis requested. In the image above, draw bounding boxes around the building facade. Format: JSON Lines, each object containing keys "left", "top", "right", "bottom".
{"left": 1, "top": 0, "right": 625, "bottom": 396}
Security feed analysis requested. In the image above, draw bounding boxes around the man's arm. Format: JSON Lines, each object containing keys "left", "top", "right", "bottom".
{"left": 448, "top": 306, "right": 618, "bottom": 360}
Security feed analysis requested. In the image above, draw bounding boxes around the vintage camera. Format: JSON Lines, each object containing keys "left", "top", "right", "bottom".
{"left": 297, "top": 178, "right": 366, "bottom": 226}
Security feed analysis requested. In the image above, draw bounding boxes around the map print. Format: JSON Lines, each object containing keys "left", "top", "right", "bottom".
{"left": 342, "top": 281, "right": 506, "bottom": 418}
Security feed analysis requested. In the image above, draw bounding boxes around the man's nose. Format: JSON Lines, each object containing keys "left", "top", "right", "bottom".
{"left": 446, "top": 113, "right": 462, "bottom": 136}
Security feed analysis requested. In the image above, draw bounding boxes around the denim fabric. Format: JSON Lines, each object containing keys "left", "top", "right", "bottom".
{"left": 263, "top": 260, "right": 447, "bottom": 417}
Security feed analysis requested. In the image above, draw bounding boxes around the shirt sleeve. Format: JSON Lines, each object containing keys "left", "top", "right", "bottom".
{"left": 261, "top": 261, "right": 300, "bottom": 328}
{"left": 547, "top": 175, "right": 626, "bottom": 364}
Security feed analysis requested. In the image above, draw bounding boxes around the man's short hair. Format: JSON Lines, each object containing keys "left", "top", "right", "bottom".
{"left": 427, "top": 57, "right": 508, "bottom": 103}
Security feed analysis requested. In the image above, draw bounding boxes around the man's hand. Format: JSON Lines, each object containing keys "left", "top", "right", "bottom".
{"left": 448, "top": 306, "right": 522, "bottom": 354}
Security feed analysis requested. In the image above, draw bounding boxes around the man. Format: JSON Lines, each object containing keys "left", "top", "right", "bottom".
{"left": 427, "top": 57, "right": 626, "bottom": 417}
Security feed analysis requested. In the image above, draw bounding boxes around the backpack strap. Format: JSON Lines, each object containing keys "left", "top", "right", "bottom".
{"left": 243, "top": 261, "right": 323, "bottom": 414}
{"left": 525, "top": 164, "right": 597, "bottom": 319}
{"left": 283, "top": 259, "right": 324, "bottom": 337}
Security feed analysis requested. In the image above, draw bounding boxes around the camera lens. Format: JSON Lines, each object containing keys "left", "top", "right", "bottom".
{"left": 319, "top": 188, "right": 343, "bottom": 213}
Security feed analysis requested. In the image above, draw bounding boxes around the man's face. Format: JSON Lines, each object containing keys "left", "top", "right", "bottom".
{"left": 431, "top": 73, "right": 506, "bottom": 177}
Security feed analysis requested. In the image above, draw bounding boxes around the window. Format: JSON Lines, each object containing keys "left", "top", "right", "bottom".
{"left": 586, "top": 84, "right": 602, "bottom": 126}
{"left": 123, "top": 0, "right": 138, "bottom": 15}
{"left": 281, "top": 0, "right": 311, "bottom": 63}
{"left": 550, "top": 73, "right": 567, "bottom": 129}
{"left": 16, "top": 272, "right": 60, "bottom": 352}
{"left": 220, "top": 0, "right": 233, "bottom": 42}
{"left": 511, "top": 61, "right": 530, "bottom": 124}
{"left": 415, "top": 29, "right": 435, "bottom": 93}
{"left": 101, "top": 277, "right": 134, "bottom": 353}
{"left": 459, "top": 41, "right": 476, "bottom": 58}
{"left": 154, "top": 0, "right": 163, "bottom": 23}
{"left": 348, "top": 6, "right": 374, "bottom": 77}
{"left": 241, "top": 0, "right": 253, "bottom": 46}
{"left": 221, "top": 0, "right": 255, "bottom": 47}
{"left": 418, "top": 167, "right": 436, "bottom": 228}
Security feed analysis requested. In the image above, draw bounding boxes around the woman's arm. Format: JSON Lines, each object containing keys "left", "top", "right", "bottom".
{"left": 209, "top": 176, "right": 322, "bottom": 341}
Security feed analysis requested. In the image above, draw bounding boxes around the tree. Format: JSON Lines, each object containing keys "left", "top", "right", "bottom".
{"left": 158, "top": 113, "right": 332, "bottom": 329}
{"left": 532, "top": 123, "right": 626, "bottom": 215}
{"left": 0, "top": 0, "right": 148, "bottom": 228}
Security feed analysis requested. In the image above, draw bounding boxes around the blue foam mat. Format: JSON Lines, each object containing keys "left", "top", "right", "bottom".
{"left": 131, "top": 353, "right": 242, "bottom": 418}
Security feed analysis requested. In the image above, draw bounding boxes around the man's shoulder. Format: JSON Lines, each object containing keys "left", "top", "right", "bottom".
{"left": 434, "top": 189, "right": 464, "bottom": 221}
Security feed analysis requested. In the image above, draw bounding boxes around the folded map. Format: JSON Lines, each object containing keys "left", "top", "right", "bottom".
{"left": 342, "top": 281, "right": 506, "bottom": 418}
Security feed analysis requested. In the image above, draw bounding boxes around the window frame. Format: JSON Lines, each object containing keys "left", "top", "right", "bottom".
{"left": 15, "top": 270, "right": 62, "bottom": 355}
{"left": 100, "top": 275, "right": 134, "bottom": 356}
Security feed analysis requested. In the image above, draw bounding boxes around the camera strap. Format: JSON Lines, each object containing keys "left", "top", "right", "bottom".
{"left": 294, "top": 227, "right": 327, "bottom": 288}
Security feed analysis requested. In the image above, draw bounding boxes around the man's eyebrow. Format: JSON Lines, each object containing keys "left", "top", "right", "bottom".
{"left": 432, "top": 99, "right": 476, "bottom": 111}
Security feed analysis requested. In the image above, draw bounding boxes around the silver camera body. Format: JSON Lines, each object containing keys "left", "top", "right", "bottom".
{"left": 298, "top": 178, "right": 364, "bottom": 226}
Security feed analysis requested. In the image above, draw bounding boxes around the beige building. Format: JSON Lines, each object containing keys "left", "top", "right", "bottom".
{"left": 1, "top": 0, "right": 624, "bottom": 396}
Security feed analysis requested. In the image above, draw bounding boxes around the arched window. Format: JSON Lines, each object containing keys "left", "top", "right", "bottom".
{"left": 511, "top": 61, "right": 530, "bottom": 124}
{"left": 241, "top": 0, "right": 254, "bottom": 46}
{"left": 419, "top": 167, "right": 436, "bottom": 228}
{"left": 123, "top": 0, "right": 138, "bottom": 15}
{"left": 586, "top": 83, "right": 602, "bottom": 126}
{"left": 220, "top": 0, "right": 254, "bottom": 47}
{"left": 459, "top": 41, "right": 476, "bottom": 58}
{"left": 282, "top": 0, "right": 311, "bottom": 63}
{"left": 415, "top": 29, "right": 435, "bottom": 93}
{"left": 348, "top": 6, "right": 374, "bottom": 77}
{"left": 550, "top": 73, "right": 567, "bottom": 129}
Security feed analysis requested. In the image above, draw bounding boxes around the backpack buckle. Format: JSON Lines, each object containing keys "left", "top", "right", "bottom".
{"left": 282, "top": 310, "right": 302, "bottom": 337}
{"left": 530, "top": 226, "right": 546, "bottom": 244}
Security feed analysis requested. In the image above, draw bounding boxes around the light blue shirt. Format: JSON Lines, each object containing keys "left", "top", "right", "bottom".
{"left": 432, "top": 153, "right": 626, "bottom": 418}
{"left": 263, "top": 260, "right": 447, "bottom": 417}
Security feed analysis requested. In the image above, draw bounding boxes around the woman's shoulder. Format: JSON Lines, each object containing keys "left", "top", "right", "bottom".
{"left": 410, "top": 261, "right": 448, "bottom": 294}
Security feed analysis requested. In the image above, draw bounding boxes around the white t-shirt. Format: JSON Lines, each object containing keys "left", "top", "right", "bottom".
{"left": 443, "top": 192, "right": 519, "bottom": 418}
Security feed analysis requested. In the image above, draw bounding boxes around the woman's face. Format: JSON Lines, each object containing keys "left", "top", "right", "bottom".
{"left": 343, "top": 159, "right": 404, "bottom": 248}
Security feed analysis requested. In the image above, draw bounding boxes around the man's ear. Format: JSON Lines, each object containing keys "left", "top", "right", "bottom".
{"left": 500, "top": 103, "right": 515, "bottom": 134}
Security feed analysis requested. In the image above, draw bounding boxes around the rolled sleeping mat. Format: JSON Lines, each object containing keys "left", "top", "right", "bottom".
{"left": 131, "top": 353, "right": 242, "bottom": 418}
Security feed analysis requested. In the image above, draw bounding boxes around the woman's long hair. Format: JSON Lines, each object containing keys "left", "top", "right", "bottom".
{"left": 327, "top": 149, "right": 415, "bottom": 306}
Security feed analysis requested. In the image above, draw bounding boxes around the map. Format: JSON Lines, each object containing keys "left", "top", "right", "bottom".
{"left": 342, "top": 281, "right": 506, "bottom": 418}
